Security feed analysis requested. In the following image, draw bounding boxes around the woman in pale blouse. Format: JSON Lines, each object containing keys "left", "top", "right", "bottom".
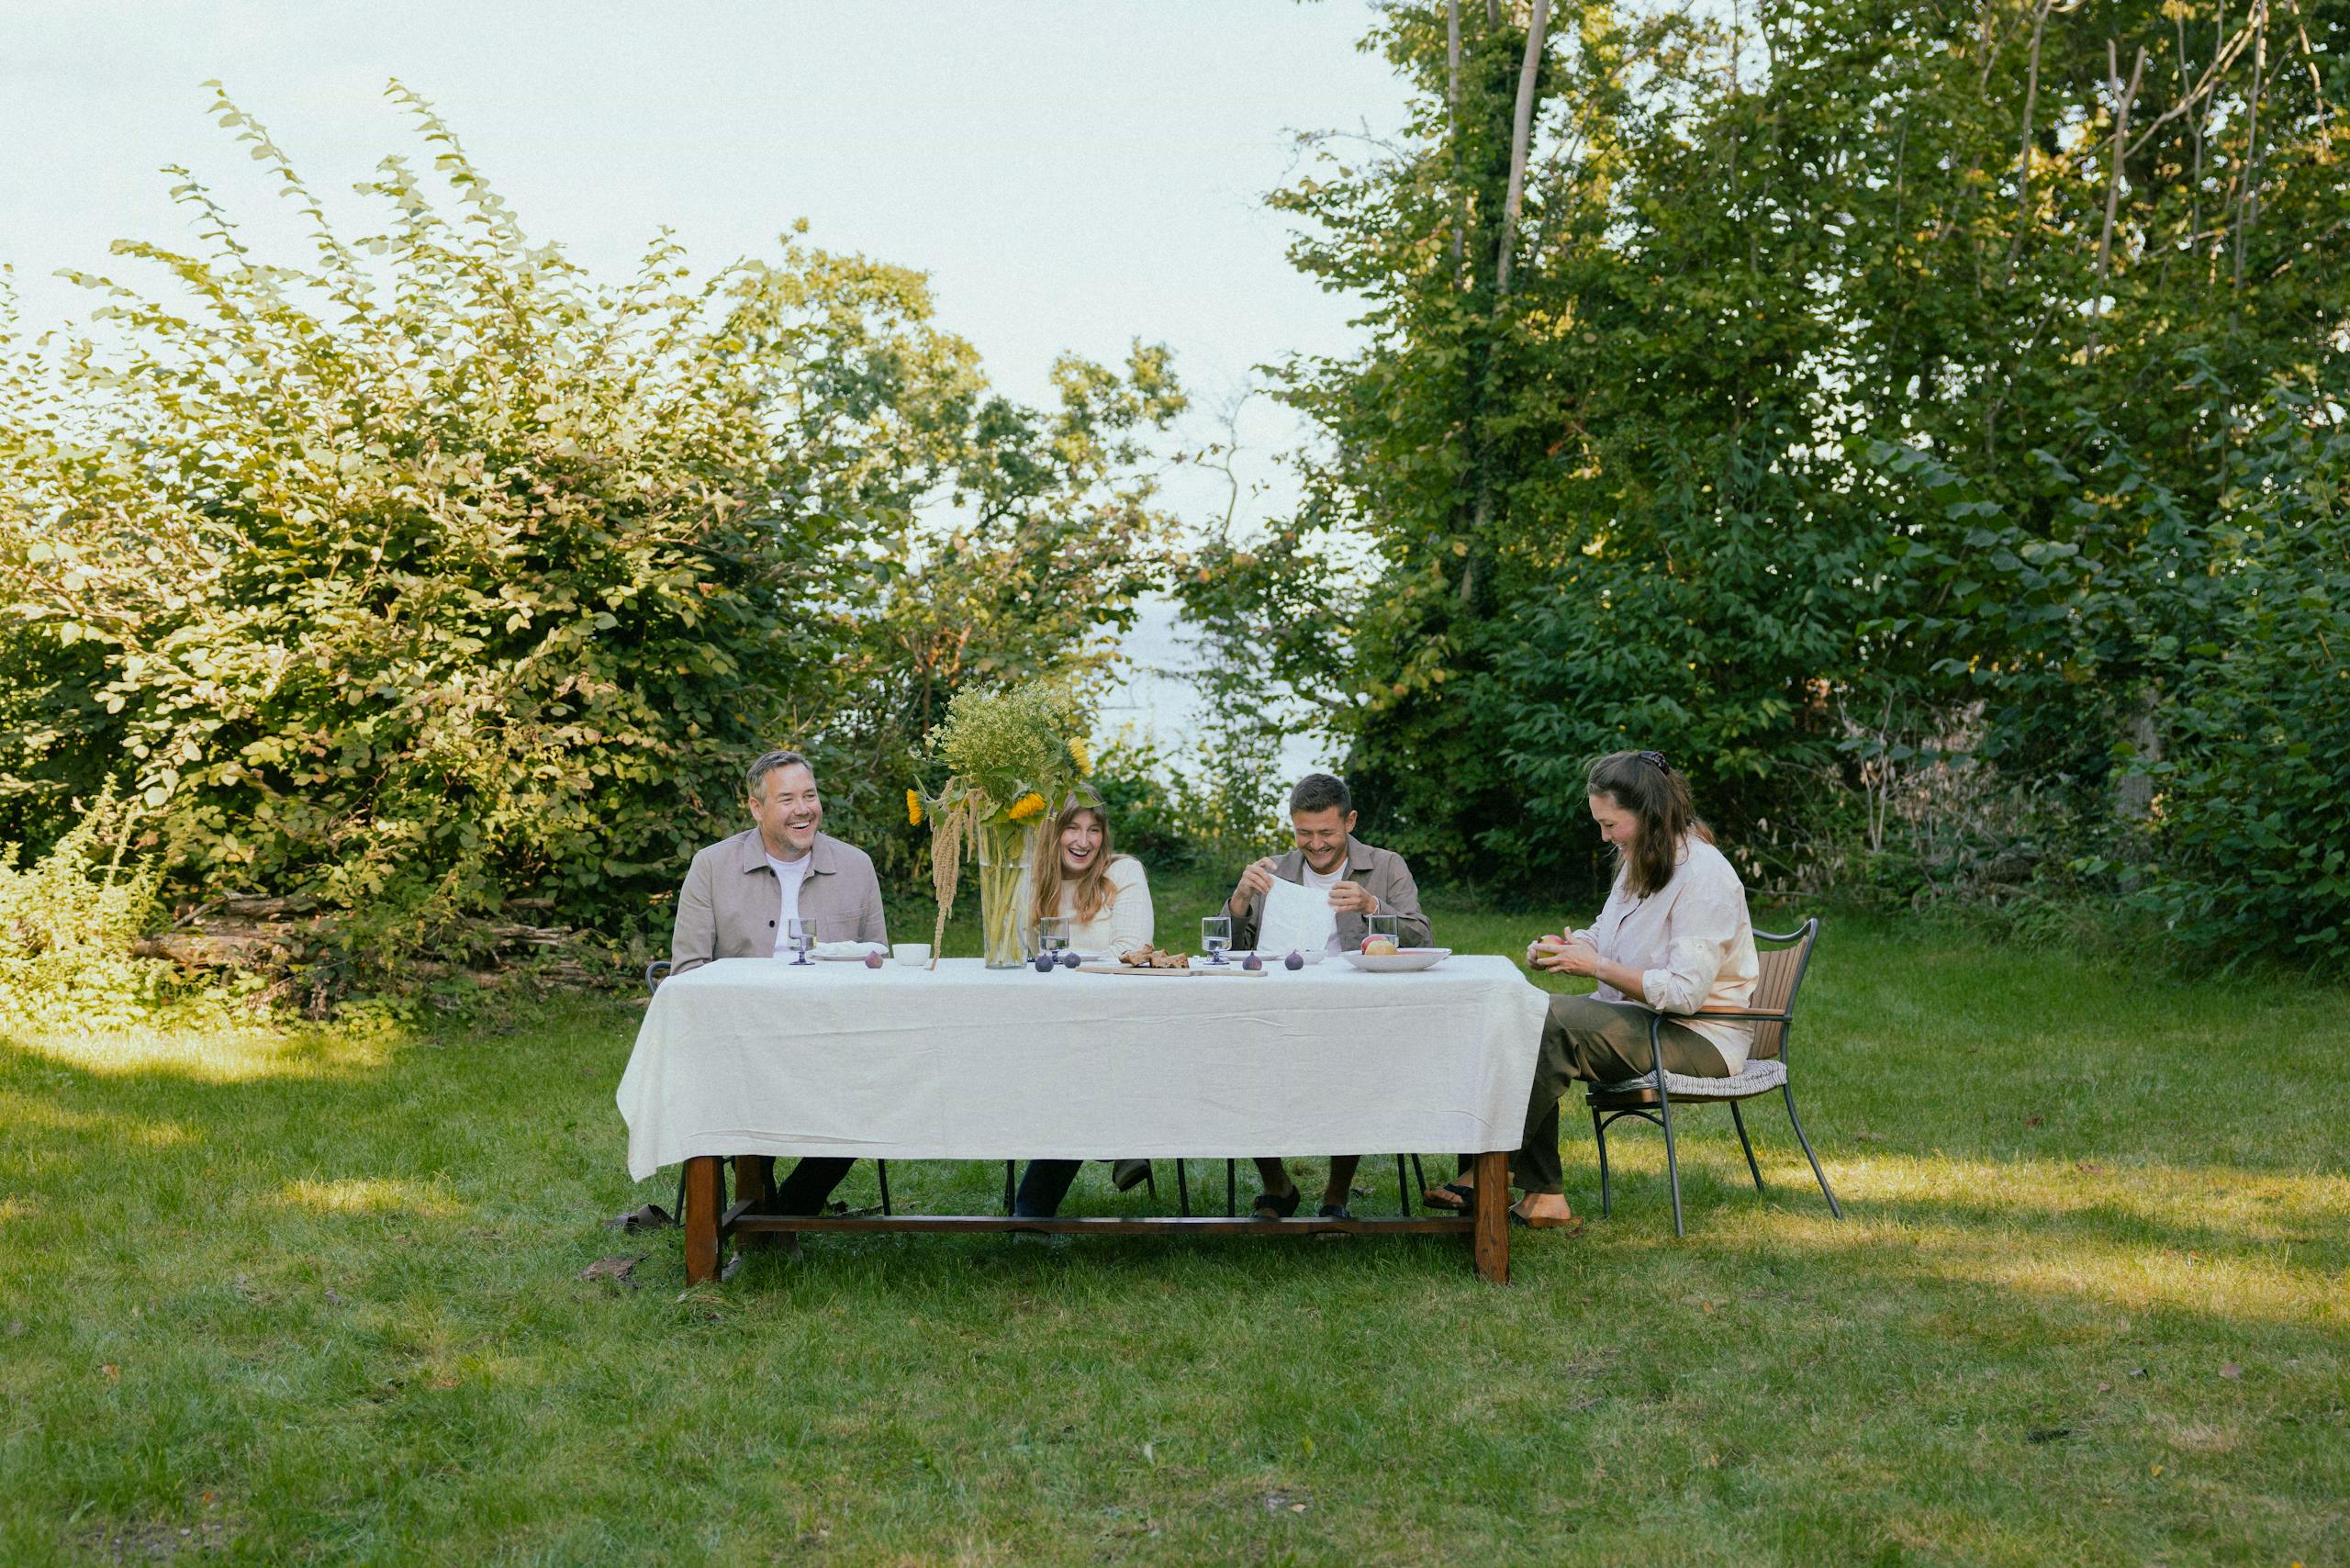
{"left": 1432, "top": 749, "right": 1758, "bottom": 1230}
{"left": 1010, "top": 797, "right": 1158, "bottom": 1218}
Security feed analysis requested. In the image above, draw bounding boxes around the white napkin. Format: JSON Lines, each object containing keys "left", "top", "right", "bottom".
{"left": 1256, "top": 875, "right": 1337, "bottom": 958}
{"left": 811, "top": 940, "right": 888, "bottom": 959}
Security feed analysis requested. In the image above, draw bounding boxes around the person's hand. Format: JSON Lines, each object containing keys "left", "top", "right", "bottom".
{"left": 1231, "top": 858, "right": 1279, "bottom": 910}
{"left": 1327, "top": 880, "right": 1377, "bottom": 915}
{"left": 1546, "top": 935, "right": 1601, "bottom": 977}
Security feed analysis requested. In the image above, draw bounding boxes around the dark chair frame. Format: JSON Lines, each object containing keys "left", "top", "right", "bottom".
{"left": 1583, "top": 919, "right": 1841, "bottom": 1237}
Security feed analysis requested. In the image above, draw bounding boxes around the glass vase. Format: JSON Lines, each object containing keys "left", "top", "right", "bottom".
{"left": 974, "top": 818, "right": 1035, "bottom": 969}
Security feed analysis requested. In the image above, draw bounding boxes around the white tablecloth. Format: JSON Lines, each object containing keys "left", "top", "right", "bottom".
{"left": 616, "top": 956, "right": 1549, "bottom": 1181}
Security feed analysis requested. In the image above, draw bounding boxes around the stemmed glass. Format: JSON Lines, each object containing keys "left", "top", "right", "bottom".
{"left": 1201, "top": 914, "right": 1233, "bottom": 966}
{"left": 786, "top": 916, "right": 819, "bottom": 966}
{"left": 1037, "top": 915, "right": 1071, "bottom": 963}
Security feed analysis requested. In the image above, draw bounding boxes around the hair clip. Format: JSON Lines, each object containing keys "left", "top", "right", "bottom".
{"left": 1639, "top": 750, "right": 1671, "bottom": 772}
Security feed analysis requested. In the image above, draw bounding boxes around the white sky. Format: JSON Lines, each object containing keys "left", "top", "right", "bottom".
{"left": 0, "top": 0, "right": 1407, "bottom": 765}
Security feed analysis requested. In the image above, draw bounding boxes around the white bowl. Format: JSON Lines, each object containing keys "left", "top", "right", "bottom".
{"left": 891, "top": 943, "right": 933, "bottom": 967}
{"left": 1339, "top": 946, "right": 1451, "bottom": 973}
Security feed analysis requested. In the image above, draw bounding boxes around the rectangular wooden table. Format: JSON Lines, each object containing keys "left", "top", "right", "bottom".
{"left": 618, "top": 956, "right": 1549, "bottom": 1284}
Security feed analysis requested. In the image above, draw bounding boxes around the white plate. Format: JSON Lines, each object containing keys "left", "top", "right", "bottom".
{"left": 1338, "top": 946, "right": 1451, "bottom": 973}
{"left": 811, "top": 943, "right": 888, "bottom": 962}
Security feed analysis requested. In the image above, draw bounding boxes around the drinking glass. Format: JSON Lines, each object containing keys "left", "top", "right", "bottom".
{"left": 786, "top": 916, "right": 819, "bottom": 965}
{"left": 1365, "top": 913, "right": 1401, "bottom": 951}
{"left": 1201, "top": 914, "right": 1233, "bottom": 965}
{"left": 1036, "top": 915, "right": 1071, "bottom": 960}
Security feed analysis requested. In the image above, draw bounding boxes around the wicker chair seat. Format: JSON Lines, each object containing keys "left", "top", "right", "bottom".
{"left": 1595, "top": 1058, "right": 1788, "bottom": 1101}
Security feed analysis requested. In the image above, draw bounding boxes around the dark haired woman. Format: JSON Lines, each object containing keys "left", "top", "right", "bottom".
{"left": 1010, "top": 796, "right": 1157, "bottom": 1218}
{"left": 1433, "top": 750, "right": 1759, "bottom": 1229}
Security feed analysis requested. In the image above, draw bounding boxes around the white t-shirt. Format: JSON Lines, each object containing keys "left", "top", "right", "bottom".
{"left": 1302, "top": 860, "right": 1346, "bottom": 953}
{"left": 766, "top": 852, "right": 811, "bottom": 944}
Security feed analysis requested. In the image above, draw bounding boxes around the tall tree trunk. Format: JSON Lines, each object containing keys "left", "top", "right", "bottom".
{"left": 1494, "top": 0, "right": 1550, "bottom": 296}
{"left": 1463, "top": 0, "right": 1549, "bottom": 606}
{"left": 2232, "top": 1, "right": 2269, "bottom": 302}
{"left": 2004, "top": 0, "right": 2056, "bottom": 284}
{"left": 2091, "top": 42, "right": 2146, "bottom": 360}
{"left": 1449, "top": 0, "right": 1465, "bottom": 284}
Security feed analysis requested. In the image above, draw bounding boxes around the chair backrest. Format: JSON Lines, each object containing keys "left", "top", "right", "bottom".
{"left": 1744, "top": 918, "right": 1819, "bottom": 1061}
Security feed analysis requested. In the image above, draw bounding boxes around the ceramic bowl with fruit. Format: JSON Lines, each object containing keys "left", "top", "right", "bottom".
{"left": 1339, "top": 942, "right": 1452, "bottom": 973}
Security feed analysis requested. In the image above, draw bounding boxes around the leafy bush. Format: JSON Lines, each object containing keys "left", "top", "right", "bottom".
{"left": 2121, "top": 370, "right": 2350, "bottom": 969}
{"left": 0, "top": 88, "right": 1181, "bottom": 980}
{"left": 0, "top": 791, "right": 194, "bottom": 1027}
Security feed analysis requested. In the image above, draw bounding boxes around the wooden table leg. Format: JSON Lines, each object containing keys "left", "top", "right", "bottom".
{"left": 1472, "top": 1148, "right": 1510, "bottom": 1285}
{"left": 735, "top": 1154, "right": 774, "bottom": 1209}
{"left": 684, "top": 1156, "right": 722, "bottom": 1283}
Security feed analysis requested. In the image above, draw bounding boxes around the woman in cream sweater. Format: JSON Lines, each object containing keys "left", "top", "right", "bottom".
{"left": 1021, "top": 797, "right": 1156, "bottom": 962}
{"left": 1011, "top": 797, "right": 1157, "bottom": 1218}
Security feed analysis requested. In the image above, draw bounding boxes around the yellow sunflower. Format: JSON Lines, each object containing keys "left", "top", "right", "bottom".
{"left": 1008, "top": 791, "right": 1046, "bottom": 823}
{"left": 906, "top": 789, "right": 923, "bottom": 827}
{"left": 1069, "top": 738, "right": 1092, "bottom": 778}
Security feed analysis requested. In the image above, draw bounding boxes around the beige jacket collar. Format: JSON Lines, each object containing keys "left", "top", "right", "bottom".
{"left": 732, "top": 827, "right": 842, "bottom": 879}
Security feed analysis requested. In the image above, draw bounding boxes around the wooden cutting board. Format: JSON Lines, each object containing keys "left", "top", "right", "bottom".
{"left": 1075, "top": 962, "right": 1269, "bottom": 978}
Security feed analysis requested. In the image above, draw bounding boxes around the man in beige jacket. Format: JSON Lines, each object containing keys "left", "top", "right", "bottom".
{"left": 667, "top": 748, "right": 888, "bottom": 1215}
{"left": 1225, "top": 772, "right": 1430, "bottom": 1221}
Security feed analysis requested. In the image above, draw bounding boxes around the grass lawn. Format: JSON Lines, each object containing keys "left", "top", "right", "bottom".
{"left": 3, "top": 875, "right": 2345, "bottom": 1563}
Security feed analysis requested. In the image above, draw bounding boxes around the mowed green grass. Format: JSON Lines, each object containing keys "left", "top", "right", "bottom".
{"left": 3, "top": 877, "right": 2345, "bottom": 1564}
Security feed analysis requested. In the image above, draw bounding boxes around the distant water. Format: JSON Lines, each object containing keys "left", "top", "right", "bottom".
{"left": 1097, "top": 594, "right": 1334, "bottom": 780}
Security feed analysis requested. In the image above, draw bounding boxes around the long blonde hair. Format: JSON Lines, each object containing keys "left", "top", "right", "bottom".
{"left": 1030, "top": 799, "right": 1125, "bottom": 926}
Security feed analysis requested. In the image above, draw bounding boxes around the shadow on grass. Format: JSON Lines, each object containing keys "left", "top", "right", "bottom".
{"left": 6, "top": 983, "right": 2346, "bottom": 1341}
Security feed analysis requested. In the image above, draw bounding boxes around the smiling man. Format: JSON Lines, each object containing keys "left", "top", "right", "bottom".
{"left": 669, "top": 749, "right": 888, "bottom": 973}
{"left": 1225, "top": 772, "right": 1429, "bottom": 1221}
{"left": 666, "top": 748, "right": 888, "bottom": 1218}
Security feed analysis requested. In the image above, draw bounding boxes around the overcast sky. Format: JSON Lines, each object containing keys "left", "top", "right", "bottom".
{"left": 1, "top": 0, "right": 1408, "bottom": 761}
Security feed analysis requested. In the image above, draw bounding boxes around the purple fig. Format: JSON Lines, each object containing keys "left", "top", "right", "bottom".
{"left": 1034, "top": 952, "right": 1057, "bottom": 973}
{"left": 1284, "top": 950, "right": 1304, "bottom": 971}
{"left": 862, "top": 950, "right": 885, "bottom": 969}
{"left": 1242, "top": 952, "right": 1263, "bottom": 972}
{"left": 1061, "top": 950, "right": 1081, "bottom": 969}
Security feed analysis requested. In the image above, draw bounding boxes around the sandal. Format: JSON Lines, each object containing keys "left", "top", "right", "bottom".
{"left": 1251, "top": 1185, "right": 1303, "bottom": 1219}
{"left": 1508, "top": 1203, "right": 1583, "bottom": 1233}
{"left": 1422, "top": 1182, "right": 1476, "bottom": 1213}
{"left": 1315, "top": 1202, "right": 1354, "bottom": 1222}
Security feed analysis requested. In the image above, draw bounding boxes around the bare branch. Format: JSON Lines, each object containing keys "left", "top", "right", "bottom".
{"left": 2124, "top": 11, "right": 2260, "bottom": 161}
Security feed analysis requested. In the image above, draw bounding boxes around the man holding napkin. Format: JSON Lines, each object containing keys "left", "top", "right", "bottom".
{"left": 667, "top": 747, "right": 888, "bottom": 1215}
{"left": 1224, "top": 772, "right": 1430, "bottom": 1220}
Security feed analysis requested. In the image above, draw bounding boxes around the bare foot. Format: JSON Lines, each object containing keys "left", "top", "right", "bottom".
{"left": 1514, "top": 1193, "right": 1575, "bottom": 1226}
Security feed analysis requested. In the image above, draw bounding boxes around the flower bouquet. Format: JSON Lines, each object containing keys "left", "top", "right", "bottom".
{"left": 913, "top": 681, "right": 1093, "bottom": 969}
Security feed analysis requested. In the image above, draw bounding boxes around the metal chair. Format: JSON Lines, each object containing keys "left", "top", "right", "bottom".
{"left": 1583, "top": 919, "right": 1841, "bottom": 1237}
